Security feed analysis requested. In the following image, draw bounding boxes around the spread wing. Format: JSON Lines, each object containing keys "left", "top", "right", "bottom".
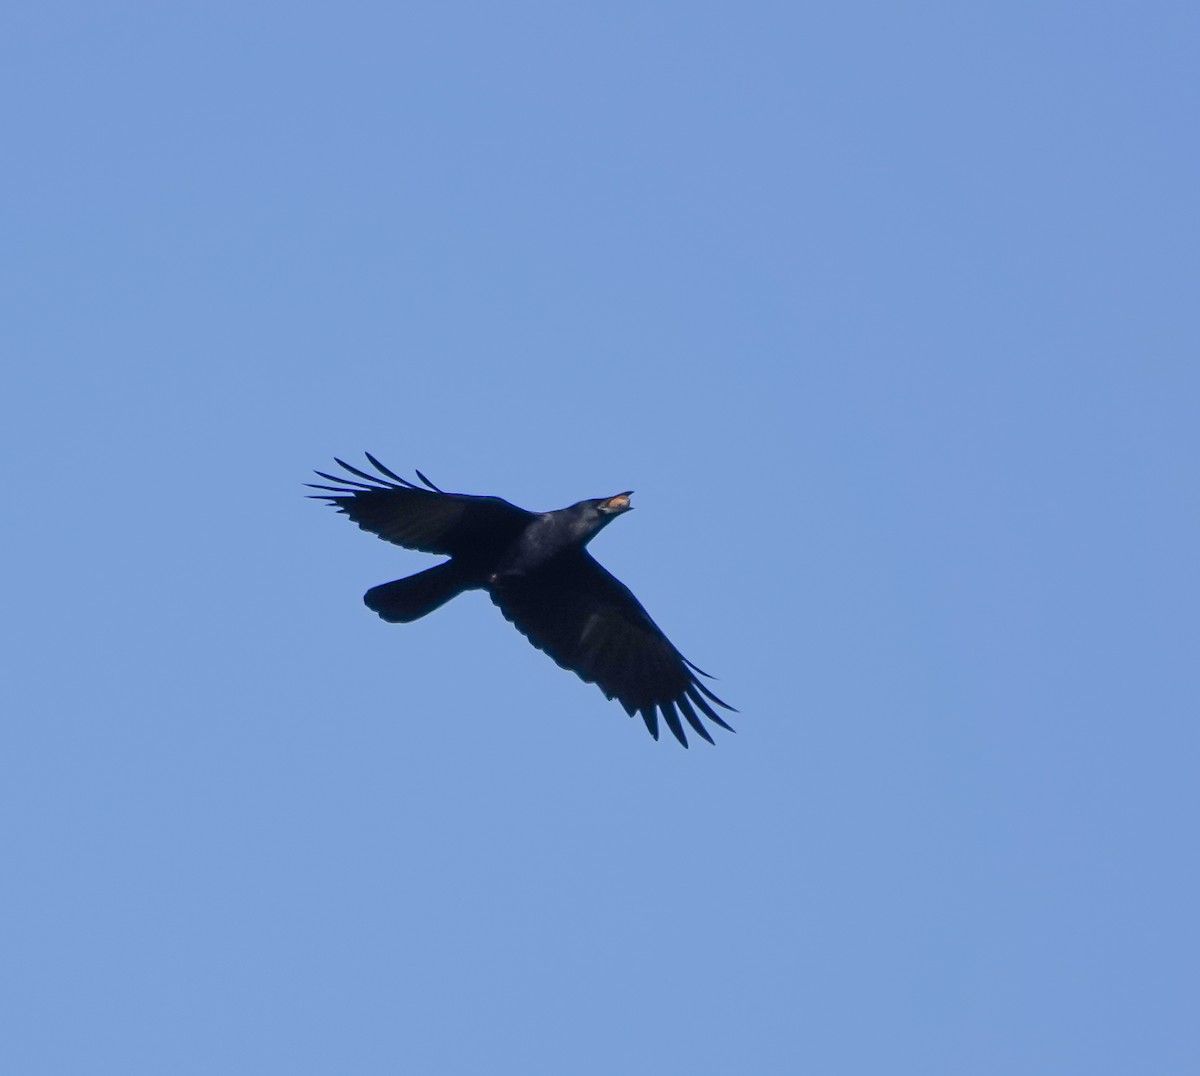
{"left": 308, "top": 454, "right": 534, "bottom": 558}
{"left": 490, "top": 551, "right": 736, "bottom": 747}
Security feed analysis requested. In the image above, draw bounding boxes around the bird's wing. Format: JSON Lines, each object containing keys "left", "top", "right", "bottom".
{"left": 308, "top": 455, "right": 534, "bottom": 558}
{"left": 490, "top": 551, "right": 736, "bottom": 747}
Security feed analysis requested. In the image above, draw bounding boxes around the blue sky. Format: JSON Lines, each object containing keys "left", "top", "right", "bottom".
{"left": 3, "top": 3, "right": 1197, "bottom": 1073}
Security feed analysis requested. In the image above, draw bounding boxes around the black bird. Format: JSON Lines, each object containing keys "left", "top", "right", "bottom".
{"left": 309, "top": 454, "right": 736, "bottom": 746}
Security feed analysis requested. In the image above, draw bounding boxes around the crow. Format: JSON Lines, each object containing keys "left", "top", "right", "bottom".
{"left": 309, "top": 455, "right": 736, "bottom": 746}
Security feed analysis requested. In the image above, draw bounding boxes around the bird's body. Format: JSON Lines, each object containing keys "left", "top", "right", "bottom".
{"left": 309, "top": 455, "right": 735, "bottom": 746}
{"left": 489, "top": 503, "right": 604, "bottom": 579}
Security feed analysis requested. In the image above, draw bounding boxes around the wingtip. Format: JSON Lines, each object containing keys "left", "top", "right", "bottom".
{"left": 660, "top": 700, "right": 690, "bottom": 748}
{"left": 414, "top": 469, "right": 445, "bottom": 493}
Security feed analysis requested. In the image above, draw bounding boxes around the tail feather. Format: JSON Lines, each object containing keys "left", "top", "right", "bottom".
{"left": 364, "top": 562, "right": 470, "bottom": 623}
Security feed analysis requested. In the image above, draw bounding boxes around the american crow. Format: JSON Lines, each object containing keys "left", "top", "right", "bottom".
{"left": 309, "top": 455, "right": 736, "bottom": 746}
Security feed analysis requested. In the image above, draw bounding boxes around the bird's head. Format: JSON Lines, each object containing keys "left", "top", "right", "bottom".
{"left": 565, "top": 492, "right": 634, "bottom": 545}
{"left": 572, "top": 491, "right": 634, "bottom": 540}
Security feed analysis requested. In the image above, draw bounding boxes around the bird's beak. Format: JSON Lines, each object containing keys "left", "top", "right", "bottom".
{"left": 602, "top": 492, "right": 634, "bottom": 513}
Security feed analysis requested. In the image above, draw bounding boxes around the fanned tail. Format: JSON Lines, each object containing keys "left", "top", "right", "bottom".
{"left": 363, "top": 562, "right": 471, "bottom": 623}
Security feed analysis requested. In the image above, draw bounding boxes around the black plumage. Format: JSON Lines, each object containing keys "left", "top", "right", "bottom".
{"left": 309, "top": 455, "right": 736, "bottom": 746}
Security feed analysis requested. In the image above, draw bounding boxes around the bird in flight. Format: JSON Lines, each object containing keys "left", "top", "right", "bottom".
{"left": 309, "top": 454, "right": 736, "bottom": 746}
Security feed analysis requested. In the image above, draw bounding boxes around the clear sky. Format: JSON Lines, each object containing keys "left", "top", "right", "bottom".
{"left": 3, "top": 3, "right": 1197, "bottom": 1073}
